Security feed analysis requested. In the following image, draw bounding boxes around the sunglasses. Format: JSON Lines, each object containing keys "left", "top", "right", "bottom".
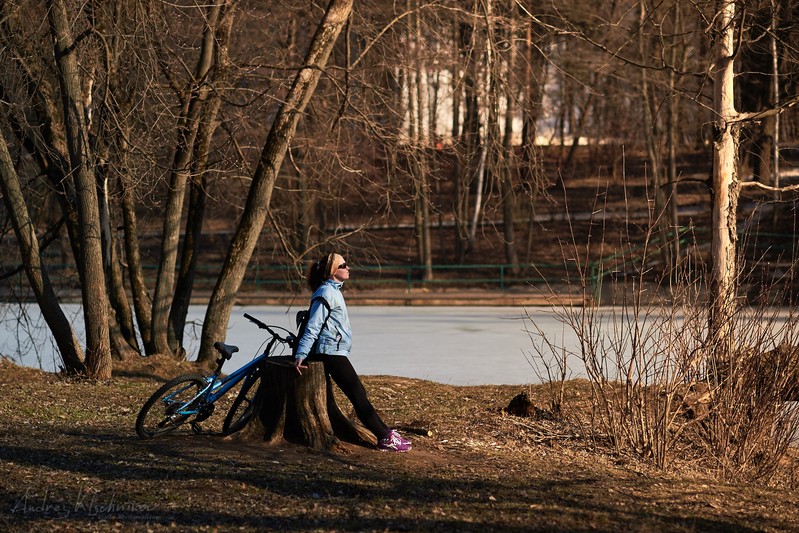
{"left": 337, "top": 263, "right": 349, "bottom": 270}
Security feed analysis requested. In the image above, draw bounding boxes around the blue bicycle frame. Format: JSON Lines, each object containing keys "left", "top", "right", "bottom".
{"left": 173, "top": 354, "right": 267, "bottom": 417}
{"left": 136, "top": 313, "right": 296, "bottom": 438}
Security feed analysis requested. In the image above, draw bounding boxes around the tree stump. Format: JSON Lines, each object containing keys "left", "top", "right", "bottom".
{"left": 236, "top": 357, "right": 376, "bottom": 450}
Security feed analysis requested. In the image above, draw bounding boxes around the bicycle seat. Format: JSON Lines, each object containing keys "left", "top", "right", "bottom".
{"left": 213, "top": 342, "right": 239, "bottom": 360}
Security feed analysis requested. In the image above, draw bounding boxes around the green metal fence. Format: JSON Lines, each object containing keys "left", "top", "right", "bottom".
{"left": 287, "top": 262, "right": 572, "bottom": 292}
{"left": 15, "top": 228, "right": 795, "bottom": 302}
{"left": 135, "top": 261, "right": 586, "bottom": 293}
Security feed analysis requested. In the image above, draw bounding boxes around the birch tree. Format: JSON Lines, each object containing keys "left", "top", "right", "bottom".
{"left": 714, "top": 0, "right": 799, "bottom": 326}
{"left": 708, "top": 0, "right": 744, "bottom": 366}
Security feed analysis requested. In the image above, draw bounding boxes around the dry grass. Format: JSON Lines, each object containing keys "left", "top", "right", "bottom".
{"left": 1, "top": 358, "right": 798, "bottom": 532}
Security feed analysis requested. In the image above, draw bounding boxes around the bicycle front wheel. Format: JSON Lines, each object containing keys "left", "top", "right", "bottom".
{"left": 222, "top": 371, "right": 263, "bottom": 435}
{"left": 136, "top": 373, "right": 207, "bottom": 438}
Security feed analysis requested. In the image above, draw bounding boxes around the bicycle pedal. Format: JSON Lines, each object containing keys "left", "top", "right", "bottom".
{"left": 195, "top": 404, "right": 215, "bottom": 423}
{"left": 190, "top": 422, "right": 202, "bottom": 434}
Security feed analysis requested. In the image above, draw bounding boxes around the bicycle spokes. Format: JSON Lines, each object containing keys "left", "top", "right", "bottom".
{"left": 135, "top": 374, "right": 207, "bottom": 438}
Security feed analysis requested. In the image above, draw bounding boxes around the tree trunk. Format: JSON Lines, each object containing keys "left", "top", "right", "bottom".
{"left": 409, "top": 0, "right": 433, "bottom": 281}
{"left": 709, "top": 0, "right": 740, "bottom": 372}
{"left": 107, "top": 229, "right": 139, "bottom": 358}
{"left": 456, "top": 8, "right": 481, "bottom": 262}
{"left": 500, "top": 15, "right": 519, "bottom": 271}
{"left": 237, "top": 359, "right": 375, "bottom": 450}
{"left": 666, "top": 6, "right": 682, "bottom": 263}
{"left": 170, "top": 5, "right": 235, "bottom": 350}
{"left": 637, "top": 1, "right": 673, "bottom": 271}
{"left": 0, "top": 134, "right": 86, "bottom": 374}
{"left": 150, "top": 1, "right": 224, "bottom": 358}
{"left": 521, "top": 19, "right": 547, "bottom": 263}
{"left": 770, "top": 0, "right": 781, "bottom": 220}
{"left": 467, "top": 0, "right": 492, "bottom": 250}
{"left": 95, "top": 152, "right": 138, "bottom": 357}
{"left": 450, "top": 12, "right": 466, "bottom": 262}
{"left": 168, "top": 157, "right": 209, "bottom": 353}
{"left": 47, "top": 0, "right": 112, "bottom": 379}
{"left": 563, "top": 90, "right": 594, "bottom": 172}
{"left": 118, "top": 142, "right": 153, "bottom": 353}
{"left": 198, "top": 0, "right": 354, "bottom": 365}
{"left": 666, "top": 70, "right": 680, "bottom": 262}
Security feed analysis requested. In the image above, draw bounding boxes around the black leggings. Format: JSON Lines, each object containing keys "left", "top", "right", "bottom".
{"left": 306, "top": 353, "right": 390, "bottom": 440}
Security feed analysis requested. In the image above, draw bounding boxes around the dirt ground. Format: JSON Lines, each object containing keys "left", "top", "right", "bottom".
{"left": 1, "top": 357, "right": 798, "bottom": 532}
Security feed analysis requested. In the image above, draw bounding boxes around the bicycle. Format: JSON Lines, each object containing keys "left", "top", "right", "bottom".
{"left": 135, "top": 313, "right": 294, "bottom": 438}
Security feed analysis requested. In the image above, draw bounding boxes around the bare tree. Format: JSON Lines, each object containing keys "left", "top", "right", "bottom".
{"left": 198, "top": 0, "right": 354, "bottom": 365}
{"left": 149, "top": 1, "right": 235, "bottom": 358}
{"left": 4, "top": 0, "right": 799, "bottom": 381}
{"left": 0, "top": 134, "right": 86, "bottom": 373}
{"left": 408, "top": 0, "right": 433, "bottom": 279}
{"left": 454, "top": 5, "right": 482, "bottom": 262}
{"left": 46, "top": 0, "right": 112, "bottom": 379}
{"left": 168, "top": 2, "right": 237, "bottom": 354}
{"left": 708, "top": 0, "right": 742, "bottom": 368}
{"left": 709, "top": 0, "right": 799, "bottom": 360}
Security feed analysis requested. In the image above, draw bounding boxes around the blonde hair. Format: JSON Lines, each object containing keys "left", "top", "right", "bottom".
{"left": 306, "top": 253, "right": 344, "bottom": 290}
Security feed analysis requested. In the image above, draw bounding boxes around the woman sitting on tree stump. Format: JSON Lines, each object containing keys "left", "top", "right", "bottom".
{"left": 293, "top": 253, "right": 412, "bottom": 453}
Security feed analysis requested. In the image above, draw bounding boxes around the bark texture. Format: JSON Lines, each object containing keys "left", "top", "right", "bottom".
{"left": 238, "top": 359, "right": 375, "bottom": 450}
{"left": 709, "top": 0, "right": 740, "bottom": 367}
{"left": 47, "top": 0, "right": 111, "bottom": 379}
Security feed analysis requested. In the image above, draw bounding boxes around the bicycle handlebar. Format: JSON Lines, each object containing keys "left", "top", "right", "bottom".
{"left": 243, "top": 313, "right": 294, "bottom": 344}
{"left": 243, "top": 312, "right": 268, "bottom": 329}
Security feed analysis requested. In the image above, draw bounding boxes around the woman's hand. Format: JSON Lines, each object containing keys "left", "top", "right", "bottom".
{"left": 293, "top": 357, "right": 308, "bottom": 375}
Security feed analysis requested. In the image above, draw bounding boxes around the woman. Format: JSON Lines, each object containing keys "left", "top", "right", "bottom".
{"left": 293, "top": 253, "right": 411, "bottom": 453}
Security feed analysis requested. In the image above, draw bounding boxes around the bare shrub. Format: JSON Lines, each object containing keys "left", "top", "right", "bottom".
{"left": 526, "top": 182, "right": 799, "bottom": 483}
{"left": 697, "top": 306, "right": 799, "bottom": 483}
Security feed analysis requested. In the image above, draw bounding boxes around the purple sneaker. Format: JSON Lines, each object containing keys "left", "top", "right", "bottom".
{"left": 378, "top": 429, "right": 411, "bottom": 452}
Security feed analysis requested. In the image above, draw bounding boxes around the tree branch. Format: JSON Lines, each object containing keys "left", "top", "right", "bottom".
{"left": 741, "top": 181, "right": 799, "bottom": 194}
{"left": 731, "top": 93, "right": 799, "bottom": 123}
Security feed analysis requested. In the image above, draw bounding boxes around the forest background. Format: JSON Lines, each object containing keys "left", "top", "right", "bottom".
{"left": 1, "top": 0, "right": 799, "bottom": 380}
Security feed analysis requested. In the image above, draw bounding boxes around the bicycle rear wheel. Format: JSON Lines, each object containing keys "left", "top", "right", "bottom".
{"left": 136, "top": 373, "right": 207, "bottom": 438}
{"left": 222, "top": 370, "right": 263, "bottom": 435}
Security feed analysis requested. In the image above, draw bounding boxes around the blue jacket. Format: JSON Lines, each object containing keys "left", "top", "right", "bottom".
{"left": 294, "top": 279, "right": 352, "bottom": 360}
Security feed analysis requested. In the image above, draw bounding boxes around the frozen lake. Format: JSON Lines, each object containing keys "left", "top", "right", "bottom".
{"left": 0, "top": 304, "right": 564, "bottom": 386}
{"left": 5, "top": 304, "right": 798, "bottom": 386}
